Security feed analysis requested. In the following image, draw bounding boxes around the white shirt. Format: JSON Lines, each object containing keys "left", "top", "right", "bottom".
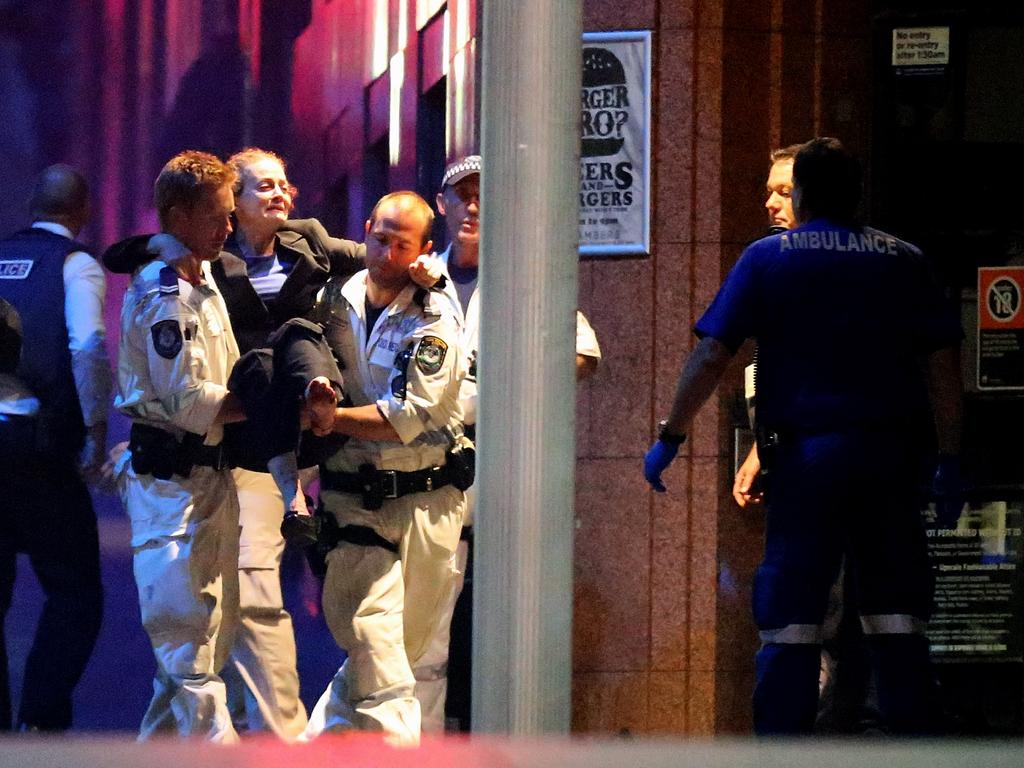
{"left": 436, "top": 245, "right": 601, "bottom": 427}
{"left": 31, "top": 221, "right": 112, "bottom": 426}
{"left": 575, "top": 309, "right": 602, "bottom": 361}
{"left": 115, "top": 251, "right": 239, "bottom": 445}
{"left": 318, "top": 272, "right": 463, "bottom": 474}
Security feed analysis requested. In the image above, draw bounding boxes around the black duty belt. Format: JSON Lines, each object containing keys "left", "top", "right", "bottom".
{"left": 129, "top": 422, "right": 233, "bottom": 479}
{"left": 336, "top": 524, "right": 398, "bottom": 553}
{"left": 0, "top": 413, "right": 36, "bottom": 432}
{"left": 310, "top": 514, "right": 399, "bottom": 562}
{"left": 320, "top": 463, "right": 452, "bottom": 510}
{"left": 0, "top": 414, "right": 38, "bottom": 451}
{"left": 190, "top": 442, "right": 231, "bottom": 471}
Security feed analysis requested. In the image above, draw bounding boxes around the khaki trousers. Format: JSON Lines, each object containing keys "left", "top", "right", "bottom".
{"left": 223, "top": 468, "right": 307, "bottom": 739}
{"left": 125, "top": 466, "right": 240, "bottom": 743}
{"left": 306, "top": 484, "right": 464, "bottom": 745}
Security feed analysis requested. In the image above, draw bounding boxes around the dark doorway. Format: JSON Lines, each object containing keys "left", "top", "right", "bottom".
{"left": 363, "top": 136, "right": 390, "bottom": 220}
{"left": 872, "top": 6, "right": 1024, "bottom": 737}
{"left": 323, "top": 174, "right": 354, "bottom": 241}
{"left": 418, "top": 78, "right": 447, "bottom": 248}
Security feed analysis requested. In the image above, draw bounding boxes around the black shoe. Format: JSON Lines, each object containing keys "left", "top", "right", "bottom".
{"left": 281, "top": 510, "right": 320, "bottom": 547}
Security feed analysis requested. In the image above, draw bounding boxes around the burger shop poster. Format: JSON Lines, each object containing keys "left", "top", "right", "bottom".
{"left": 579, "top": 31, "right": 651, "bottom": 257}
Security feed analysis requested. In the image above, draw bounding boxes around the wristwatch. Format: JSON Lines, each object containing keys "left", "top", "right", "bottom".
{"left": 657, "top": 420, "right": 687, "bottom": 446}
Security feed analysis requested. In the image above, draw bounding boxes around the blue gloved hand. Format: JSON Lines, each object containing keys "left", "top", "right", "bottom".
{"left": 932, "top": 453, "right": 965, "bottom": 527}
{"left": 644, "top": 440, "right": 679, "bottom": 493}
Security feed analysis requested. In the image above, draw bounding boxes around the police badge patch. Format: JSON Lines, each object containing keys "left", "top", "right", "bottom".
{"left": 415, "top": 336, "right": 447, "bottom": 375}
{"left": 151, "top": 319, "right": 183, "bottom": 359}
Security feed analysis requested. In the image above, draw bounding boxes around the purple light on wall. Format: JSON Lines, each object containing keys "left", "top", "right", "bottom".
{"left": 98, "top": 0, "right": 126, "bottom": 248}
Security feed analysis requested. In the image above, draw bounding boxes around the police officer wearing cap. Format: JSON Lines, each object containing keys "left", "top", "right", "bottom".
{"left": 300, "top": 191, "right": 466, "bottom": 745}
{"left": 115, "top": 151, "right": 248, "bottom": 743}
{"left": 644, "top": 137, "right": 963, "bottom": 735}
{"left": 425, "top": 155, "right": 602, "bottom": 731}
{"left": 0, "top": 165, "right": 109, "bottom": 732}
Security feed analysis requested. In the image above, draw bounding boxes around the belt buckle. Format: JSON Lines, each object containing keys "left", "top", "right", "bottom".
{"left": 381, "top": 470, "right": 399, "bottom": 499}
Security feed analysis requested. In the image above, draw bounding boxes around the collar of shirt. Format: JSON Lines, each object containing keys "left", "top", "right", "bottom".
{"left": 31, "top": 221, "right": 73, "bottom": 239}
{"left": 341, "top": 271, "right": 419, "bottom": 318}
{"left": 448, "top": 259, "right": 477, "bottom": 285}
{"left": 435, "top": 244, "right": 477, "bottom": 321}
{"left": 438, "top": 243, "right": 478, "bottom": 282}
{"left": 437, "top": 244, "right": 454, "bottom": 274}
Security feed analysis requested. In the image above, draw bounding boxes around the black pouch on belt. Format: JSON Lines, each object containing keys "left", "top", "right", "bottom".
{"left": 130, "top": 423, "right": 190, "bottom": 480}
{"left": 755, "top": 424, "right": 782, "bottom": 479}
{"left": 445, "top": 433, "right": 476, "bottom": 491}
{"left": 358, "top": 463, "right": 385, "bottom": 511}
{"left": 304, "top": 506, "right": 339, "bottom": 580}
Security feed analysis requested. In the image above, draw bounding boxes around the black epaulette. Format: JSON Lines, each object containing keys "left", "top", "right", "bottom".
{"left": 159, "top": 266, "right": 180, "bottom": 296}
{"left": 413, "top": 286, "right": 442, "bottom": 316}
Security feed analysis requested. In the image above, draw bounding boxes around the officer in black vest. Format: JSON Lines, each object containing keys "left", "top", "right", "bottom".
{"left": 0, "top": 165, "right": 110, "bottom": 731}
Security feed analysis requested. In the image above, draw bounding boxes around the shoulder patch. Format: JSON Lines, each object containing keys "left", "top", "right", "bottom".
{"left": 415, "top": 335, "right": 448, "bottom": 375}
{"left": 151, "top": 319, "right": 183, "bottom": 359}
{"left": 159, "top": 266, "right": 180, "bottom": 295}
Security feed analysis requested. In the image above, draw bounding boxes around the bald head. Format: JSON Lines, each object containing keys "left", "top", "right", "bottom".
{"left": 29, "top": 164, "right": 90, "bottom": 235}
{"left": 368, "top": 191, "right": 434, "bottom": 246}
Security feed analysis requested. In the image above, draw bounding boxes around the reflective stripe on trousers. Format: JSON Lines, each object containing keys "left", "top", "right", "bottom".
{"left": 758, "top": 623, "right": 823, "bottom": 646}
{"left": 860, "top": 613, "right": 927, "bottom": 635}
{"left": 760, "top": 614, "right": 926, "bottom": 647}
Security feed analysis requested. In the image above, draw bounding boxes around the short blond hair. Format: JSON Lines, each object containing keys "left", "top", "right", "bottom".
{"left": 154, "top": 150, "right": 236, "bottom": 228}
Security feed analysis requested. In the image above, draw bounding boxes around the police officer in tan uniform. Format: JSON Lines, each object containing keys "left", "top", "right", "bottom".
{"left": 115, "top": 151, "right": 246, "bottom": 743}
{"left": 426, "top": 156, "right": 601, "bottom": 731}
{"left": 301, "top": 191, "right": 465, "bottom": 745}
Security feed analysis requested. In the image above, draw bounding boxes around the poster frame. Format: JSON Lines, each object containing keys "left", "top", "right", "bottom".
{"left": 579, "top": 30, "right": 652, "bottom": 259}
{"left": 977, "top": 266, "right": 1024, "bottom": 392}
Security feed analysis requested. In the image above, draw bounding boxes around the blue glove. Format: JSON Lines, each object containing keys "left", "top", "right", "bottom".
{"left": 644, "top": 440, "right": 679, "bottom": 493}
{"left": 932, "top": 454, "right": 965, "bottom": 527}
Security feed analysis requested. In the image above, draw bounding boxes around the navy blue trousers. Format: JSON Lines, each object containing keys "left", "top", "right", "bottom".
{"left": 0, "top": 422, "right": 103, "bottom": 731}
{"left": 754, "top": 429, "right": 935, "bottom": 735}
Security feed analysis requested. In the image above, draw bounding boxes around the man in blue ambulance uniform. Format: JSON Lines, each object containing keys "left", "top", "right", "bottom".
{"left": 644, "top": 137, "right": 963, "bottom": 735}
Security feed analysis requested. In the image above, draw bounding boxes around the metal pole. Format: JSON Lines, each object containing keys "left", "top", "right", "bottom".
{"left": 473, "top": 0, "right": 582, "bottom": 735}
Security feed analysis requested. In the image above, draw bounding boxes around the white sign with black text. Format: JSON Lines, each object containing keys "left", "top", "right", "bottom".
{"left": 579, "top": 31, "right": 651, "bottom": 257}
{"left": 892, "top": 27, "right": 950, "bottom": 70}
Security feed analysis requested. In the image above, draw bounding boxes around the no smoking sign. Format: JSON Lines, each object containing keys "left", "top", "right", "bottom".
{"left": 978, "top": 267, "right": 1024, "bottom": 390}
